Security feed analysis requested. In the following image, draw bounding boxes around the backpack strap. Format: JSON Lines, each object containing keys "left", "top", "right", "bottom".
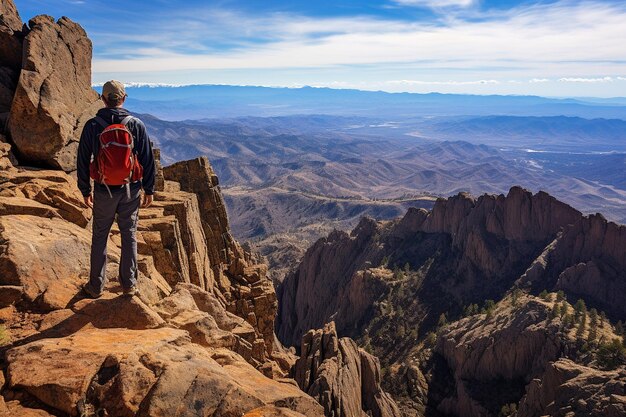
{"left": 120, "top": 116, "right": 134, "bottom": 126}
{"left": 94, "top": 116, "right": 109, "bottom": 129}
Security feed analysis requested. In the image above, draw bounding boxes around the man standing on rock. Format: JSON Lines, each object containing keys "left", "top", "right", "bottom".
{"left": 76, "top": 80, "right": 156, "bottom": 298}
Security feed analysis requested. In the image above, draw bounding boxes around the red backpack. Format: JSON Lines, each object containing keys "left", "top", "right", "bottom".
{"left": 89, "top": 115, "right": 143, "bottom": 188}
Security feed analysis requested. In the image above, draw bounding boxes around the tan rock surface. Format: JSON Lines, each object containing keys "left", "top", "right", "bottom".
{"left": 0, "top": 169, "right": 91, "bottom": 226}
{"left": 8, "top": 15, "right": 100, "bottom": 170}
{"left": 6, "top": 326, "right": 324, "bottom": 417}
{"left": 0, "top": 215, "right": 91, "bottom": 310}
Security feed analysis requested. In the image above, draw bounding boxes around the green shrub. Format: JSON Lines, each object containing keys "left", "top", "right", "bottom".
{"left": 596, "top": 339, "right": 626, "bottom": 370}
{"left": 424, "top": 331, "right": 437, "bottom": 348}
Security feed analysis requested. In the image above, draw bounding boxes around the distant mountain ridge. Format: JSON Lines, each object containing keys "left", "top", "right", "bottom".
{"left": 123, "top": 84, "right": 626, "bottom": 120}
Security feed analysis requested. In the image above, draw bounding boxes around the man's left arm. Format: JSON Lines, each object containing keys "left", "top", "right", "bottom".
{"left": 134, "top": 119, "right": 156, "bottom": 207}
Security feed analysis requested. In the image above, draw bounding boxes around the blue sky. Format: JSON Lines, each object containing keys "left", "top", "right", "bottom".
{"left": 14, "top": 0, "right": 626, "bottom": 97}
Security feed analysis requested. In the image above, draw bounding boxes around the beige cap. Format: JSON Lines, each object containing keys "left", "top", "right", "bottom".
{"left": 102, "top": 80, "right": 126, "bottom": 101}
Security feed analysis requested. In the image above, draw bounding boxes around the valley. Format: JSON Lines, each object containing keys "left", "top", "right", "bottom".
{"left": 142, "top": 110, "right": 626, "bottom": 283}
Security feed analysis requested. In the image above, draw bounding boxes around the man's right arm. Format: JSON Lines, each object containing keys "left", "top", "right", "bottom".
{"left": 76, "top": 120, "right": 94, "bottom": 198}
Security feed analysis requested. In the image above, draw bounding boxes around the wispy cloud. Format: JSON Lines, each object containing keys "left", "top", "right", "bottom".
{"left": 559, "top": 77, "right": 614, "bottom": 83}
{"left": 93, "top": 1, "right": 626, "bottom": 75}
{"left": 89, "top": 1, "right": 626, "bottom": 96}
{"left": 387, "top": 79, "right": 500, "bottom": 85}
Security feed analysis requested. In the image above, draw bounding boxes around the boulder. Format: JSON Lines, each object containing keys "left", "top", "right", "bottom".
{"left": 0, "top": 215, "right": 92, "bottom": 310}
{"left": 0, "top": 139, "right": 17, "bottom": 170}
{"left": 8, "top": 15, "right": 100, "bottom": 171}
{"left": 294, "top": 322, "right": 401, "bottom": 417}
{"left": 5, "top": 326, "right": 324, "bottom": 417}
{"left": 0, "top": 169, "right": 91, "bottom": 227}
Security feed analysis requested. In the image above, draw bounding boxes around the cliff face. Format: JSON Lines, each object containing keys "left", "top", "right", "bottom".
{"left": 277, "top": 186, "right": 595, "bottom": 347}
{"left": 294, "top": 322, "right": 401, "bottom": 417}
{"left": 277, "top": 186, "right": 626, "bottom": 416}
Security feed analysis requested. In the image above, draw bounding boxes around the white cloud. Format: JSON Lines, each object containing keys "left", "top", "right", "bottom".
{"left": 387, "top": 79, "right": 500, "bottom": 85}
{"left": 558, "top": 77, "right": 614, "bottom": 83}
{"left": 92, "top": 1, "right": 626, "bottom": 97}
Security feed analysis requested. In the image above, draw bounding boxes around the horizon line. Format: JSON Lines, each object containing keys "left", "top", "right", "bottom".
{"left": 90, "top": 82, "right": 626, "bottom": 101}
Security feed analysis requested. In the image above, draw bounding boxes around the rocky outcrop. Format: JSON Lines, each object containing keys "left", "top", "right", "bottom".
{"left": 0, "top": 0, "right": 23, "bottom": 119}
{"left": 6, "top": 326, "right": 323, "bottom": 417}
{"left": 517, "top": 359, "right": 626, "bottom": 417}
{"left": 6, "top": 9, "right": 100, "bottom": 170}
{"left": 0, "top": 165, "right": 322, "bottom": 415}
{"left": 520, "top": 213, "right": 626, "bottom": 319}
{"left": 294, "top": 322, "right": 401, "bottom": 417}
{"left": 278, "top": 187, "right": 586, "bottom": 348}
{"left": 0, "top": 215, "right": 93, "bottom": 311}
{"left": 434, "top": 295, "right": 562, "bottom": 417}
{"left": 164, "top": 157, "right": 244, "bottom": 271}
{"left": 0, "top": 169, "right": 91, "bottom": 226}
{"left": 164, "top": 157, "right": 279, "bottom": 364}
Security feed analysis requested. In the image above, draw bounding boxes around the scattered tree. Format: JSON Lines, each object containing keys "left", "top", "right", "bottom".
{"left": 396, "top": 324, "right": 406, "bottom": 339}
{"left": 596, "top": 338, "right": 626, "bottom": 370}
{"left": 404, "top": 262, "right": 411, "bottom": 273}
{"left": 424, "top": 331, "right": 437, "bottom": 348}
{"left": 512, "top": 289, "right": 522, "bottom": 306}
{"left": 560, "top": 301, "right": 569, "bottom": 318}
{"left": 563, "top": 313, "right": 575, "bottom": 329}
{"left": 589, "top": 308, "right": 598, "bottom": 327}
{"left": 437, "top": 313, "right": 448, "bottom": 329}
{"left": 539, "top": 289, "right": 550, "bottom": 301}
{"left": 574, "top": 299, "right": 587, "bottom": 320}
{"left": 464, "top": 304, "right": 480, "bottom": 317}
{"left": 616, "top": 321, "right": 624, "bottom": 336}
{"left": 556, "top": 290, "right": 565, "bottom": 302}
{"left": 576, "top": 313, "right": 587, "bottom": 339}
{"left": 588, "top": 324, "right": 597, "bottom": 343}
{"left": 599, "top": 311, "right": 607, "bottom": 328}
{"left": 483, "top": 299, "right": 496, "bottom": 313}
{"left": 499, "top": 403, "right": 518, "bottom": 417}
{"left": 550, "top": 303, "right": 560, "bottom": 321}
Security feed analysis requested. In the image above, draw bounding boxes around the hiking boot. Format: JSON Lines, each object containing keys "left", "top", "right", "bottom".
{"left": 123, "top": 285, "right": 140, "bottom": 297}
{"left": 82, "top": 283, "right": 102, "bottom": 299}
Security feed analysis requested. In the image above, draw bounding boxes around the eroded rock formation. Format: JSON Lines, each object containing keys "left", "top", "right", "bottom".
{"left": 0, "top": 167, "right": 324, "bottom": 416}
{"left": 426, "top": 293, "right": 626, "bottom": 417}
{"left": 517, "top": 359, "right": 626, "bottom": 417}
{"left": 8, "top": 14, "right": 100, "bottom": 170}
{"left": 294, "top": 322, "right": 401, "bottom": 417}
{"left": 1, "top": 0, "right": 101, "bottom": 170}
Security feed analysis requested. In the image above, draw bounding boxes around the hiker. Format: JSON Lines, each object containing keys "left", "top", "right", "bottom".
{"left": 76, "top": 80, "right": 156, "bottom": 298}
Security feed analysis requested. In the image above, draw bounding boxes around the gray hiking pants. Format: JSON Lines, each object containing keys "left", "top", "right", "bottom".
{"left": 87, "top": 182, "right": 142, "bottom": 293}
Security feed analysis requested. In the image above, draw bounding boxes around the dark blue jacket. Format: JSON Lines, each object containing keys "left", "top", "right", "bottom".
{"left": 77, "top": 107, "right": 156, "bottom": 197}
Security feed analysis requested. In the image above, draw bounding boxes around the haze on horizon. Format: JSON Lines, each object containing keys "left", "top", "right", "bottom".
{"left": 16, "top": 0, "right": 626, "bottom": 98}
